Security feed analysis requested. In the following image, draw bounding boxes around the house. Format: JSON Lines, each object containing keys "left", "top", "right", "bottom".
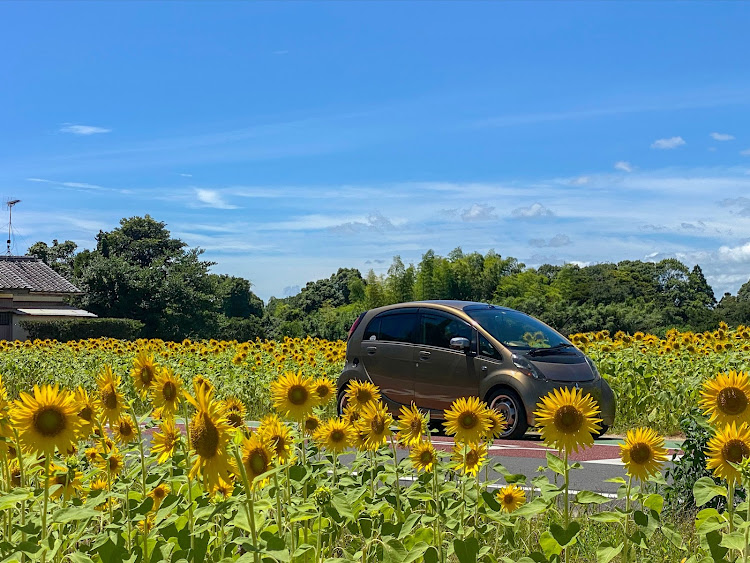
{"left": 0, "top": 256, "right": 96, "bottom": 340}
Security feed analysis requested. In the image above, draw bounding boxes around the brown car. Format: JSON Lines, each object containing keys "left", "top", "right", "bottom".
{"left": 337, "top": 300, "right": 616, "bottom": 439}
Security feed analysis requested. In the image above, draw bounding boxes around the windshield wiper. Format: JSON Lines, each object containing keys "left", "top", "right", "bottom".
{"left": 528, "top": 343, "right": 576, "bottom": 356}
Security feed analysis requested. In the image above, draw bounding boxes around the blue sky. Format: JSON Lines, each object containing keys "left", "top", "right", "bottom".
{"left": 2, "top": 2, "right": 750, "bottom": 300}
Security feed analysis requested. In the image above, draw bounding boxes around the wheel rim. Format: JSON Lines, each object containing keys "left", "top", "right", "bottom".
{"left": 338, "top": 391, "right": 348, "bottom": 415}
{"left": 490, "top": 394, "right": 518, "bottom": 438}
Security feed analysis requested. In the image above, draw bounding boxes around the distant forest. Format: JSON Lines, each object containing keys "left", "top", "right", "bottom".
{"left": 30, "top": 215, "right": 750, "bottom": 342}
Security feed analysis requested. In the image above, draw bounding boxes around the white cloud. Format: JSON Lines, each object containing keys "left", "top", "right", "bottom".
{"left": 741, "top": 148, "right": 750, "bottom": 156}
{"left": 329, "top": 212, "right": 397, "bottom": 233}
{"left": 59, "top": 124, "right": 111, "bottom": 135}
{"left": 461, "top": 204, "right": 497, "bottom": 222}
{"left": 511, "top": 203, "right": 555, "bottom": 219}
{"left": 718, "top": 241, "right": 750, "bottom": 262}
{"left": 614, "top": 161, "right": 633, "bottom": 172}
{"left": 179, "top": 173, "right": 193, "bottom": 178}
{"left": 710, "top": 132, "right": 735, "bottom": 141}
{"left": 651, "top": 136, "right": 686, "bottom": 150}
{"left": 194, "top": 188, "right": 239, "bottom": 209}
{"left": 570, "top": 176, "right": 590, "bottom": 186}
{"left": 26, "top": 177, "right": 104, "bottom": 190}
{"left": 529, "top": 234, "right": 572, "bottom": 248}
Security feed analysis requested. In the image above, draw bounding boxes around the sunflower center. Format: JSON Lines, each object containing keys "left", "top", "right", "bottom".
{"left": 288, "top": 385, "right": 309, "bottom": 406}
{"left": 140, "top": 366, "right": 155, "bottom": 385}
{"left": 33, "top": 407, "right": 66, "bottom": 437}
{"left": 629, "top": 442, "right": 652, "bottom": 465}
{"left": 331, "top": 429, "right": 345, "bottom": 443}
{"left": 316, "top": 386, "right": 329, "bottom": 399}
{"left": 717, "top": 387, "right": 748, "bottom": 416}
{"left": 191, "top": 412, "right": 220, "bottom": 459}
{"left": 153, "top": 488, "right": 166, "bottom": 499}
{"left": 503, "top": 493, "right": 515, "bottom": 505}
{"left": 466, "top": 450, "right": 479, "bottom": 467}
{"left": 78, "top": 406, "right": 93, "bottom": 422}
{"left": 102, "top": 385, "right": 118, "bottom": 410}
{"left": 459, "top": 412, "right": 478, "bottom": 430}
{"left": 119, "top": 420, "right": 134, "bottom": 437}
{"left": 554, "top": 405, "right": 583, "bottom": 433}
{"left": 272, "top": 437, "right": 287, "bottom": 457}
{"left": 722, "top": 439, "right": 750, "bottom": 464}
{"left": 162, "top": 382, "right": 177, "bottom": 402}
{"left": 305, "top": 418, "right": 319, "bottom": 432}
{"left": 226, "top": 411, "right": 244, "bottom": 428}
{"left": 248, "top": 451, "right": 268, "bottom": 475}
{"left": 370, "top": 416, "right": 385, "bottom": 435}
{"left": 355, "top": 389, "right": 373, "bottom": 404}
{"left": 109, "top": 456, "right": 121, "bottom": 471}
{"left": 410, "top": 418, "right": 422, "bottom": 433}
{"left": 420, "top": 450, "right": 433, "bottom": 464}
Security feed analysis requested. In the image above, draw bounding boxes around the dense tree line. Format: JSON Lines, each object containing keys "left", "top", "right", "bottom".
{"left": 29, "top": 216, "right": 750, "bottom": 341}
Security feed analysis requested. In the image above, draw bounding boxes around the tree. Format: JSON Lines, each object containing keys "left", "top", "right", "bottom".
{"left": 27, "top": 239, "right": 78, "bottom": 278}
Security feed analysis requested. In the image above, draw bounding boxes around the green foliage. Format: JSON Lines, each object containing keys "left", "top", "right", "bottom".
{"left": 19, "top": 318, "right": 144, "bottom": 341}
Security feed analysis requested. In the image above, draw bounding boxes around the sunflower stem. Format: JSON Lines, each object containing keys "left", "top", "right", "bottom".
{"left": 41, "top": 454, "right": 50, "bottom": 563}
{"left": 744, "top": 475, "right": 750, "bottom": 563}
{"left": 729, "top": 479, "right": 736, "bottom": 535}
{"left": 273, "top": 470, "right": 283, "bottom": 535}
{"left": 389, "top": 435, "right": 403, "bottom": 522}
{"left": 232, "top": 442, "right": 260, "bottom": 563}
{"left": 11, "top": 429, "right": 26, "bottom": 559}
{"left": 563, "top": 447, "right": 570, "bottom": 527}
{"left": 181, "top": 403, "right": 196, "bottom": 556}
{"left": 433, "top": 462, "right": 444, "bottom": 563}
{"left": 129, "top": 402, "right": 150, "bottom": 563}
{"left": 623, "top": 475, "right": 633, "bottom": 563}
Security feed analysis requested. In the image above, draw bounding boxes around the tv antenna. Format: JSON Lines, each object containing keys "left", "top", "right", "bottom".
{"left": 6, "top": 199, "right": 20, "bottom": 255}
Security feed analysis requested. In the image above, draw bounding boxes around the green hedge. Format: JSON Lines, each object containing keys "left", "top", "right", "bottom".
{"left": 20, "top": 318, "right": 145, "bottom": 341}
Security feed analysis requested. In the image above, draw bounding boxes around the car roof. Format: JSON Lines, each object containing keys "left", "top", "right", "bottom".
{"left": 371, "top": 300, "right": 517, "bottom": 314}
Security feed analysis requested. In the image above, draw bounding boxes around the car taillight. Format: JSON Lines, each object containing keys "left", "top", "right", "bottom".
{"left": 347, "top": 313, "right": 366, "bottom": 341}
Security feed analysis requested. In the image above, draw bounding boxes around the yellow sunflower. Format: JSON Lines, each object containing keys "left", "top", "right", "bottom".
{"left": 213, "top": 477, "right": 234, "bottom": 499}
{"left": 221, "top": 397, "right": 247, "bottom": 429}
{"left": 356, "top": 401, "right": 394, "bottom": 451}
{"left": 96, "top": 366, "right": 125, "bottom": 425}
{"left": 342, "top": 403, "right": 362, "bottom": 426}
{"left": 270, "top": 371, "right": 316, "bottom": 421}
{"left": 496, "top": 484, "right": 526, "bottom": 513}
{"left": 409, "top": 441, "right": 438, "bottom": 472}
{"left": 345, "top": 381, "right": 381, "bottom": 410}
{"left": 193, "top": 375, "right": 214, "bottom": 394}
{"left": 97, "top": 447, "right": 124, "bottom": 478}
{"left": 49, "top": 463, "right": 83, "bottom": 501}
{"left": 706, "top": 422, "right": 750, "bottom": 484}
{"left": 152, "top": 419, "right": 181, "bottom": 464}
{"left": 74, "top": 387, "right": 99, "bottom": 438}
{"left": 451, "top": 442, "right": 488, "bottom": 477}
{"left": 313, "top": 418, "right": 356, "bottom": 453}
{"left": 396, "top": 403, "right": 428, "bottom": 446}
{"left": 151, "top": 367, "right": 182, "bottom": 420}
{"left": 700, "top": 371, "right": 750, "bottom": 427}
{"left": 89, "top": 477, "right": 110, "bottom": 511}
{"left": 443, "top": 396, "right": 492, "bottom": 445}
{"left": 303, "top": 414, "right": 321, "bottom": 436}
{"left": 258, "top": 414, "right": 295, "bottom": 464}
{"left": 113, "top": 415, "right": 137, "bottom": 445}
{"left": 619, "top": 427, "right": 669, "bottom": 481}
{"left": 533, "top": 388, "right": 602, "bottom": 453}
{"left": 486, "top": 410, "right": 507, "bottom": 440}
{"left": 241, "top": 433, "right": 274, "bottom": 489}
{"left": 312, "top": 378, "right": 336, "bottom": 405}
{"left": 131, "top": 350, "right": 158, "bottom": 397}
{"left": 11, "top": 384, "right": 83, "bottom": 456}
{"left": 148, "top": 483, "right": 170, "bottom": 512}
{"left": 185, "top": 384, "right": 235, "bottom": 491}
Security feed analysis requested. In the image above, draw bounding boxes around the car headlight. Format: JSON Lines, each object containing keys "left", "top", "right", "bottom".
{"left": 585, "top": 356, "right": 601, "bottom": 380}
{"left": 512, "top": 353, "right": 547, "bottom": 381}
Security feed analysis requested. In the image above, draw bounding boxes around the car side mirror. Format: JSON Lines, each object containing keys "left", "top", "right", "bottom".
{"left": 450, "top": 337, "right": 470, "bottom": 351}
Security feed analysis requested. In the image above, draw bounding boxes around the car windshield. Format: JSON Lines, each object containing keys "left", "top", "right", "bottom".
{"left": 465, "top": 307, "right": 568, "bottom": 350}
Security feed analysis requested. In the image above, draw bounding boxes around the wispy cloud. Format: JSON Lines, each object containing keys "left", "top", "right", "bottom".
{"left": 194, "top": 188, "right": 239, "bottom": 209}
{"left": 711, "top": 132, "right": 735, "bottom": 141}
{"left": 461, "top": 203, "right": 498, "bottom": 222}
{"left": 741, "top": 148, "right": 750, "bottom": 156}
{"left": 26, "top": 177, "right": 105, "bottom": 190}
{"left": 529, "top": 234, "right": 572, "bottom": 248}
{"left": 570, "top": 176, "right": 590, "bottom": 186}
{"left": 614, "top": 161, "right": 633, "bottom": 172}
{"left": 651, "top": 136, "right": 686, "bottom": 150}
{"left": 179, "top": 173, "right": 193, "bottom": 178}
{"left": 59, "top": 124, "right": 111, "bottom": 136}
{"left": 511, "top": 202, "right": 555, "bottom": 219}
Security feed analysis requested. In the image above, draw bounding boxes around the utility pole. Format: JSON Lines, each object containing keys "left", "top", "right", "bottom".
{"left": 6, "top": 199, "right": 20, "bottom": 255}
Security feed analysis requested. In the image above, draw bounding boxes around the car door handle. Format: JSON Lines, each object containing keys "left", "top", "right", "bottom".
{"left": 366, "top": 346, "right": 377, "bottom": 355}
{"left": 481, "top": 365, "right": 488, "bottom": 371}
{"left": 419, "top": 351, "right": 431, "bottom": 360}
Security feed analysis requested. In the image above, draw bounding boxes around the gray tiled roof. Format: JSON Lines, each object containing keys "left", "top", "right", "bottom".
{"left": 0, "top": 256, "right": 82, "bottom": 293}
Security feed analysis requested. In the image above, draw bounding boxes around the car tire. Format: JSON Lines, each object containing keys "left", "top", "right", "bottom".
{"left": 593, "top": 424, "right": 609, "bottom": 439}
{"left": 487, "top": 388, "right": 528, "bottom": 440}
{"left": 336, "top": 385, "right": 349, "bottom": 416}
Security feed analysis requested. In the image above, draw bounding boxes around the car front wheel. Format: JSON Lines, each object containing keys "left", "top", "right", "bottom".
{"left": 487, "top": 388, "right": 528, "bottom": 440}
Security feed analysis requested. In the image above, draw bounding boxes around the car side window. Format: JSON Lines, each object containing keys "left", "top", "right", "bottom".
{"left": 479, "top": 334, "right": 503, "bottom": 361}
{"left": 363, "top": 318, "right": 380, "bottom": 341}
{"left": 421, "top": 312, "right": 475, "bottom": 350}
{"left": 377, "top": 313, "right": 418, "bottom": 344}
